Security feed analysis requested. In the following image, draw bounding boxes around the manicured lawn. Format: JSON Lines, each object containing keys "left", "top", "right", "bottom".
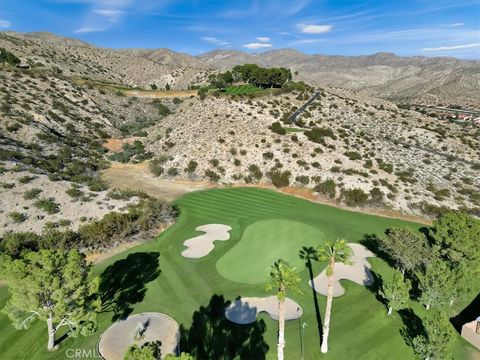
{"left": 0, "top": 188, "right": 477, "bottom": 359}
{"left": 223, "top": 84, "right": 262, "bottom": 95}
{"left": 217, "top": 219, "right": 325, "bottom": 284}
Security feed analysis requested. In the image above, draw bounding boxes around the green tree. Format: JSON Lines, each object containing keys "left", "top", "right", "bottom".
{"left": 430, "top": 212, "right": 480, "bottom": 271}
{"left": 164, "top": 353, "right": 193, "bottom": 360}
{"left": 412, "top": 310, "right": 456, "bottom": 360}
{"left": 124, "top": 341, "right": 162, "bottom": 360}
{"left": 1, "top": 249, "right": 101, "bottom": 350}
{"left": 379, "top": 269, "right": 411, "bottom": 315}
{"left": 417, "top": 259, "right": 453, "bottom": 310}
{"left": 379, "top": 228, "right": 431, "bottom": 274}
{"left": 316, "top": 239, "right": 353, "bottom": 353}
{"left": 266, "top": 259, "right": 302, "bottom": 360}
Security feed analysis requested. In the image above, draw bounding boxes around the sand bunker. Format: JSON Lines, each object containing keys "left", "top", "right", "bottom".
{"left": 98, "top": 312, "right": 179, "bottom": 360}
{"left": 181, "top": 224, "right": 232, "bottom": 258}
{"left": 225, "top": 296, "right": 303, "bottom": 325}
{"left": 310, "top": 243, "right": 374, "bottom": 297}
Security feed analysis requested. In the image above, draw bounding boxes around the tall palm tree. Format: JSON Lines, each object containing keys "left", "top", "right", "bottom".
{"left": 299, "top": 246, "right": 323, "bottom": 347}
{"left": 266, "top": 259, "right": 302, "bottom": 360}
{"left": 317, "top": 239, "right": 353, "bottom": 353}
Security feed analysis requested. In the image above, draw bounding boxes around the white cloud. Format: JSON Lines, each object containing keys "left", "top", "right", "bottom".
{"left": 200, "top": 37, "right": 229, "bottom": 46}
{"left": 74, "top": 26, "right": 104, "bottom": 34}
{"left": 422, "top": 43, "right": 480, "bottom": 51}
{"left": 447, "top": 22, "right": 464, "bottom": 27}
{"left": 243, "top": 42, "right": 273, "bottom": 49}
{"left": 256, "top": 37, "right": 271, "bottom": 42}
{"left": 289, "top": 38, "right": 325, "bottom": 45}
{"left": 0, "top": 19, "right": 11, "bottom": 29}
{"left": 297, "top": 24, "right": 332, "bottom": 34}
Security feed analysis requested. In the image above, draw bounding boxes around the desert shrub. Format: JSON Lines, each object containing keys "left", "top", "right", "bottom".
{"left": 18, "top": 175, "right": 36, "bottom": 184}
{"left": 344, "top": 151, "right": 362, "bottom": 160}
{"left": 233, "top": 159, "right": 241, "bottom": 166}
{"left": 66, "top": 186, "right": 82, "bottom": 198}
{"left": 295, "top": 175, "right": 310, "bottom": 185}
{"left": 267, "top": 169, "right": 291, "bottom": 188}
{"left": 209, "top": 159, "right": 219, "bottom": 167}
{"left": 263, "top": 152, "right": 274, "bottom": 160}
{"left": 314, "top": 179, "right": 336, "bottom": 198}
{"left": 8, "top": 212, "right": 27, "bottom": 223}
{"left": 167, "top": 167, "right": 178, "bottom": 176}
{"left": 185, "top": 160, "right": 198, "bottom": 173}
{"left": 23, "top": 188, "right": 42, "bottom": 200}
{"left": 378, "top": 162, "right": 393, "bottom": 174}
{"left": 369, "top": 187, "right": 384, "bottom": 205}
{"left": 87, "top": 178, "right": 108, "bottom": 192}
{"left": 248, "top": 164, "right": 263, "bottom": 180}
{"left": 270, "top": 122, "right": 286, "bottom": 135}
{"left": 342, "top": 188, "right": 369, "bottom": 207}
{"left": 34, "top": 198, "right": 60, "bottom": 214}
{"left": 205, "top": 169, "right": 220, "bottom": 182}
{"left": 149, "top": 157, "right": 167, "bottom": 176}
{"left": 304, "top": 126, "right": 336, "bottom": 144}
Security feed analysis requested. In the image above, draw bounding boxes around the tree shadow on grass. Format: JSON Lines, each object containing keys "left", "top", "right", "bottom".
{"left": 179, "top": 294, "right": 269, "bottom": 360}
{"left": 299, "top": 246, "right": 323, "bottom": 348}
{"left": 450, "top": 292, "right": 480, "bottom": 333}
{"left": 399, "top": 308, "right": 425, "bottom": 348}
{"left": 99, "top": 252, "right": 160, "bottom": 321}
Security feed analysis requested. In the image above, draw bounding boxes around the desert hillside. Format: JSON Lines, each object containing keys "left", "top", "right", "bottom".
{"left": 1, "top": 31, "right": 479, "bottom": 239}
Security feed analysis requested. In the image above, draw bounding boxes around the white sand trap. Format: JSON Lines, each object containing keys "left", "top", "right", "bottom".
{"left": 310, "top": 243, "right": 375, "bottom": 297}
{"left": 181, "top": 224, "right": 232, "bottom": 258}
{"left": 98, "top": 312, "right": 179, "bottom": 360}
{"left": 225, "top": 296, "right": 303, "bottom": 325}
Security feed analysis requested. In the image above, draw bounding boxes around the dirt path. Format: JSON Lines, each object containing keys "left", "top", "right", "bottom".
{"left": 123, "top": 89, "right": 198, "bottom": 99}
{"left": 102, "top": 162, "right": 431, "bottom": 225}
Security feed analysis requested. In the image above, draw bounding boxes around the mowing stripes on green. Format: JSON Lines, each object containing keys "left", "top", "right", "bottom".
{"left": 216, "top": 219, "right": 325, "bottom": 284}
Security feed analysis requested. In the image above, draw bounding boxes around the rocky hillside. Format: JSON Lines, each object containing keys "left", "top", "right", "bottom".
{"left": 0, "top": 30, "right": 479, "bottom": 236}
{"left": 143, "top": 87, "right": 480, "bottom": 216}
{"left": 197, "top": 49, "right": 480, "bottom": 107}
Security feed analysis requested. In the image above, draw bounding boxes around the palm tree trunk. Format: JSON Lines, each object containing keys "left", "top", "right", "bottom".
{"left": 47, "top": 313, "right": 55, "bottom": 351}
{"left": 388, "top": 306, "right": 393, "bottom": 315}
{"left": 321, "top": 261, "right": 335, "bottom": 353}
{"left": 278, "top": 296, "right": 286, "bottom": 360}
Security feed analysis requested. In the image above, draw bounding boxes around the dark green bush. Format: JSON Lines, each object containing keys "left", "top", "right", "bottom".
{"left": 314, "top": 179, "right": 336, "bottom": 198}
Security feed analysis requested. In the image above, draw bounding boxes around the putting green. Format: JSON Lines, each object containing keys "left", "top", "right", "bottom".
{"left": 216, "top": 219, "right": 325, "bottom": 284}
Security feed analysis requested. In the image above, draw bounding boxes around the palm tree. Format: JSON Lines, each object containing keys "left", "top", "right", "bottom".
{"left": 266, "top": 259, "right": 302, "bottom": 360}
{"left": 317, "top": 239, "right": 353, "bottom": 353}
{"left": 299, "top": 246, "right": 323, "bottom": 347}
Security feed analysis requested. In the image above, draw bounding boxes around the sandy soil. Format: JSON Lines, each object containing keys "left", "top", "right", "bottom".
{"left": 98, "top": 312, "right": 178, "bottom": 360}
{"left": 181, "top": 224, "right": 231, "bottom": 258}
{"left": 103, "top": 137, "right": 138, "bottom": 152}
{"left": 102, "top": 162, "right": 210, "bottom": 201}
{"left": 310, "top": 243, "right": 375, "bottom": 297}
{"left": 225, "top": 296, "right": 303, "bottom": 325}
{"left": 123, "top": 89, "right": 198, "bottom": 99}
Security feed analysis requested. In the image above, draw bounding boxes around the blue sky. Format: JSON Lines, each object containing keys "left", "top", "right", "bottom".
{"left": 0, "top": 0, "right": 479, "bottom": 58}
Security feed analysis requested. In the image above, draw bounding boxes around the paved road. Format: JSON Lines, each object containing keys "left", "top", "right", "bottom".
{"left": 288, "top": 91, "right": 320, "bottom": 124}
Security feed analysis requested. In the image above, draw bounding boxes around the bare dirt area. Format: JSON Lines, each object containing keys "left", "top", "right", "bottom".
{"left": 103, "top": 137, "right": 138, "bottom": 152}
{"left": 101, "top": 162, "right": 210, "bottom": 201}
{"left": 123, "top": 89, "right": 198, "bottom": 99}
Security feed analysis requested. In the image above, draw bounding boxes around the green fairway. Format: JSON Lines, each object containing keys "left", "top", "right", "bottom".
{"left": 0, "top": 188, "right": 477, "bottom": 360}
{"left": 223, "top": 84, "right": 262, "bottom": 94}
{"left": 217, "top": 219, "right": 325, "bottom": 284}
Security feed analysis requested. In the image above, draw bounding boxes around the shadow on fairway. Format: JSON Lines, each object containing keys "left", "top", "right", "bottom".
{"left": 179, "top": 294, "right": 269, "bottom": 360}
{"left": 99, "top": 252, "right": 160, "bottom": 321}
{"left": 450, "top": 292, "right": 480, "bottom": 333}
{"left": 299, "top": 246, "right": 323, "bottom": 347}
{"left": 399, "top": 308, "right": 425, "bottom": 347}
